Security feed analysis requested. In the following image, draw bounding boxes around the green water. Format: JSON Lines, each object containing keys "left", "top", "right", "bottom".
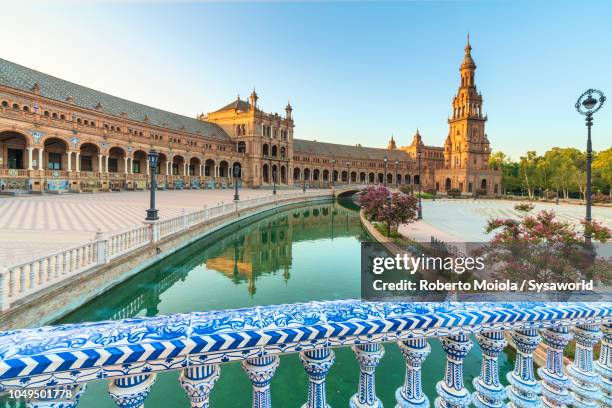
{"left": 55, "top": 198, "right": 514, "bottom": 407}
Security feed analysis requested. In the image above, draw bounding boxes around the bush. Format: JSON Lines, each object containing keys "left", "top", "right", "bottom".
{"left": 359, "top": 186, "right": 419, "bottom": 234}
{"left": 415, "top": 192, "right": 433, "bottom": 199}
{"left": 543, "top": 190, "right": 558, "bottom": 200}
{"left": 399, "top": 185, "right": 413, "bottom": 195}
{"left": 475, "top": 188, "right": 488, "bottom": 197}
{"left": 593, "top": 193, "right": 612, "bottom": 204}
{"left": 514, "top": 203, "right": 535, "bottom": 213}
{"left": 447, "top": 188, "right": 461, "bottom": 198}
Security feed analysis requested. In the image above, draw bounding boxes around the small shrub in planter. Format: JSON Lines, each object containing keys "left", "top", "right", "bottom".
{"left": 514, "top": 203, "right": 535, "bottom": 213}
{"left": 447, "top": 188, "right": 461, "bottom": 198}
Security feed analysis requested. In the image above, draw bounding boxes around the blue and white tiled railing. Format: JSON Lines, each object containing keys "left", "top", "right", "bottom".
{"left": 0, "top": 300, "right": 611, "bottom": 408}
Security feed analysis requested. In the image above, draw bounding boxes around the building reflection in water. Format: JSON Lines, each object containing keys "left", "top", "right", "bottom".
{"left": 57, "top": 199, "right": 363, "bottom": 324}
{"left": 205, "top": 199, "right": 361, "bottom": 295}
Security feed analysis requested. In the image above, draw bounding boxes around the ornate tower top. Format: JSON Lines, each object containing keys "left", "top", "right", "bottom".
{"left": 387, "top": 135, "right": 397, "bottom": 150}
{"left": 460, "top": 34, "right": 476, "bottom": 87}
{"left": 285, "top": 101, "right": 293, "bottom": 119}
{"left": 411, "top": 129, "right": 424, "bottom": 147}
{"left": 450, "top": 36, "right": 484, "bottom": 121}
{"left": 249, "top": 89, "right": 258, "bottom": 112}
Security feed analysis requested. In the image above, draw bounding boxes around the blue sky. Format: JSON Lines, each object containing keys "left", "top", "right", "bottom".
{"left": 2, "top": 1, "right": 611, "bottom": 159}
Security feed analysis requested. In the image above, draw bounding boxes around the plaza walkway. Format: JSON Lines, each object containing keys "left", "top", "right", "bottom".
{"left": 0, "top": 189, "right": 311, "bottom": 267}
{"left": 400, "top": 198, "right": 612, "bottom": 242}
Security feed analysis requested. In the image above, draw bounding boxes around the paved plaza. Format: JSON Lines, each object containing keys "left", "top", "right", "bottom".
{"left": 0, "top": 189, "right": 307, "bottom": 267}
{"left": 401, "top": 199, "right": 612, "bottom": 242}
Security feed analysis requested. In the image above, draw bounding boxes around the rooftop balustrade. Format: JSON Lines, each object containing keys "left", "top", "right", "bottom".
{"left": 0, "top": 300, "right": 610, "bottom": 407}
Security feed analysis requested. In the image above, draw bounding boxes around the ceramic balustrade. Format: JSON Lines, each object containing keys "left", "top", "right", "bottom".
{"left": 0, "top": 301, "right": 610, "bottom": 408}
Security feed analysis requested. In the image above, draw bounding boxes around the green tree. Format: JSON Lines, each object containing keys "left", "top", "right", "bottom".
{"left": 490, "top": 151, "right": 520, "bottom": 194}
{"left": 593, "top": 147, "right": 612, "bottom": 196}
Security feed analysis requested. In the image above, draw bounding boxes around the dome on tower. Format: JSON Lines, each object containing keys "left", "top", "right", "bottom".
{"left": 461, "top": 34, "right": 476, "bottom": 69}
{"left": 387, "top": 136, "right": 397, "bottom": 150}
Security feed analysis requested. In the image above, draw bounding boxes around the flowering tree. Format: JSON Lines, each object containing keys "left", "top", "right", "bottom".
{"left": 359, "top": 186, "right": 389, "bottom": 221}
{"left": 359, "top": 187, "right": 418, "bottom": 236}
{"left": 481, "top": 205, "right": 611, "bottom": 291}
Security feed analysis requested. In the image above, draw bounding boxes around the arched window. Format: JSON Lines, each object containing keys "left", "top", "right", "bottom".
{"left": 12, "top": 103, "right": 19, "bottom": 109}
{"left": 43, "top": 110, "right": 49, "bottom": 116}
{"left": 60, "top": 114, "right": 66, "bottom": 120}
{"left": 1, "top": 101, "right": 8, "bottom": 107}
{"left": 22, "top": 106, "right": 29, "bottom": 112}
{"left": 237, "top": 141, "right": 246, "bottom": 153}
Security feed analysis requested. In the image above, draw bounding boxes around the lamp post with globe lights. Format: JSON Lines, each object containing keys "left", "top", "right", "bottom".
{"left": 417, "top": 151, "right": 423, "bottom": 220}
{"left": 395, "top": 159, "right": 399, "bottom": 188}
{"left": 331, "top": 159, "right": 335, "bottom": 187}
{"left": 346, "top": 161, "right": 350, "bottom": 184}
{"left": 575, "top": 89, "right": 606, "bottom": 244}
{"left": 146, "top": 150, "right": 159, "bottom": 221}
{"left": 233, "top": 164, "right": 240, "bottom": 201}
{"left": 383, "top": 156, "right": 388, "bottom": 187}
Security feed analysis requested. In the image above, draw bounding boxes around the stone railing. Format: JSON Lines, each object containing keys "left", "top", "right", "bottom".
{"left": 0, "top": 191, "right": 330, "bottom": 311}
{"left": 0, "top": 301, "right": 609, "bottom": 407}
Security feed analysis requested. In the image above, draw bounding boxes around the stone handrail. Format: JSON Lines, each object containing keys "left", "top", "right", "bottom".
{"left": 0, "top": 191, "right": 331, "bottom": 311}
{"left": 0, "top": 300, "right": 610, "bottom": 407}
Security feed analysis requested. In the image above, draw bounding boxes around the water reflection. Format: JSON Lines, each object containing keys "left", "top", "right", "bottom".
{"left": 58, "top": 198, "right": 362, "bottom": 324}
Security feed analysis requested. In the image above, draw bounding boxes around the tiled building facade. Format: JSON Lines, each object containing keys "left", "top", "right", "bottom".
{"left": 0, "top": 40, "right": 500, "bottom": 194}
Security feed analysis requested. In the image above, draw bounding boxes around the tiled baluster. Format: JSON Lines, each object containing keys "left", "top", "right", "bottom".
{"left": 25, "top": 383, "right": 86, "bottom": 408}
{"left": 506, "top": 329, "right": 541, "bottom": 408}
{"left": 472, "top": 331, "right": 507, "bottom": 408}
{"left": 350, "top": 343, "right": 385, "bottom": 408}
{"left": 109, "top": 373, "right": 156, "bottom": 408}
{"left": 434, "top": 333, "right": 472, "bottom": 408}
{"left": 596, "top": 324, "right": 612, "bottom": 408}
{"left": 242, "top": 355, "right": 280, "bottom": 408}
{"left": 179, "top": 364, "right": 220, "bottom": 408}
{"left": 568, "top": 325, "right": 603, "bottom": 407}
{"left": 395, "top": 338, "right": 430, "bottom": 408}
{"left": 538, "top": 326, "right": 573, "bottom": 408}
{"left": 300, "top": 348, "right": 335, "bottom": 408}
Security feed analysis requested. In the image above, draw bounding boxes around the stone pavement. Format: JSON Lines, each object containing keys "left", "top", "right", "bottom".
{"left": 400, "top": 198, "right": 612, "bottom": 243}
{"left": 0, "top": 189, "right": 312, "bottom": 267}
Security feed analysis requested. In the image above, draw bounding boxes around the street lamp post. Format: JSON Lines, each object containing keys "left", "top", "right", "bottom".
{"left": 346, "top": 161, "right": 350, "bottom": 184}
{"left": 269, "top": 156, "right": 276, "bottom": 195}
{"left": 395, "top": 159, "right": 399, "bottom": 188}
{"left": 233, "top": 164, "right": 240, "bottom": 201}
{"left": 146, "top": 150, "right": 159, "bottom": 221}
{"left": 575, "top": 89, "right": 606, "bottom": 244}
{"left": 417, "top": 151, "right": 422, "bottom": 220}
{"left": 272, "top": 169, "right": 277, "bottom": 195}
{"left": 331, "top": 159, "right": 335, "bottom": 187}
{"left": 383, "top": 155, "right": 388, "bottom": 187}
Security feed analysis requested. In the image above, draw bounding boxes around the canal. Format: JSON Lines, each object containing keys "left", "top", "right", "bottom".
{"left": 57, "top": 198, "right": 514, "bottom": 407}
